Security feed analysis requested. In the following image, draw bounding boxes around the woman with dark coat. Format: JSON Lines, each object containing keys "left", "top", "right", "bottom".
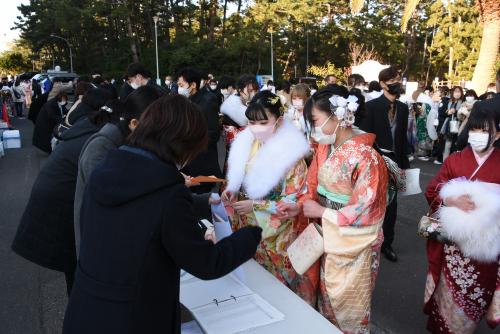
{"left": 32, "top": 92, "right": 68, "bottom": 153}
{"left": 28, "top": 91, "right": 48, "bottom": 124}
{"left": 12, "top": 88, "right": 114, "bottom": 294}
{"left": 73, "top": 86, "right": 161, "bottom": 257}
{"left": 62, "top": 94, "right": 262, "bottom": 334}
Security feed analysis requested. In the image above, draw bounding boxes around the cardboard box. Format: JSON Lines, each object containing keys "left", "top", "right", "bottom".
{"left": 2, "top": 130, "right": 21, "bottom": 149}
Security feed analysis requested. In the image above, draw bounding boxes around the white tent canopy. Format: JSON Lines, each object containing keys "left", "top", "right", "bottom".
{"left": 351, "top": 60, "right": 389, "bottom": 83}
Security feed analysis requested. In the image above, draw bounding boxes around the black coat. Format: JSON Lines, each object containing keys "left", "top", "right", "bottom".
{"left": 28, "top": 92, "right": 48, "bottom": 124}
{"left": 12, "top": 118, "right": 99, "bottom": 273}
{"left": 359, "top": 94, "right": 410, "bottom": 169}
{"left": 183, "top": 89, "right": 222, "bottom": 193}
{"left": 32, "top": 98, "right": 68, "bottom": 153}
{"left": 62, "top": 147, "right": 261, "bottom": 334}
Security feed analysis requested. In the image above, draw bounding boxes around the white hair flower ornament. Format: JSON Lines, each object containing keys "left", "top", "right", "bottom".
{"left": 329, "top": 94, "right": 358, "bottom": 127}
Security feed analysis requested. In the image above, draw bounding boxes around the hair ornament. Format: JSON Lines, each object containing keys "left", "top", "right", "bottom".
{"left": 328, "top": 95, "right": 358, "bottom": 127}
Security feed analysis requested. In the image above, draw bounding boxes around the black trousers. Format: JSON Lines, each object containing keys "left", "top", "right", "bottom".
{"left": 382, "top": 191, "right": 398, "bottom": 248}
{"left": 64, "top": 268, "right": 75, "bottom": 296}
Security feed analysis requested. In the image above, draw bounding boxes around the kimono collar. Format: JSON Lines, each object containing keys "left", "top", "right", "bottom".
{"left": 226, "top": 119, "right": 310, "bottom": 199}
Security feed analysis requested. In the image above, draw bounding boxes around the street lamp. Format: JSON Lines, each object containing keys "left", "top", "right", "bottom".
{"left": 270, "top": 26, "right": 274, "bottom": 80}
{"left": 50, "top": 34, "right": 73, "bottom": 73}
{"left": 153, "top": 14, "right": 160, "bottom": 86}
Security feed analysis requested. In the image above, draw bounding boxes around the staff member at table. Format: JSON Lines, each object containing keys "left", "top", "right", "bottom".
{"left": 62, "top": 94, "right": 262, "bottom": 334}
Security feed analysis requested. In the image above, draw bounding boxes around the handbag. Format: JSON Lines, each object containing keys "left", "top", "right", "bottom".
{"left": 418, "top": 162, "right": 484, "bottom": 242}
{"left": 287, "top": 222, "right": 323, "bottom": 275}
{"left": 449, "top": 114, "right": 459, "bottom": 134}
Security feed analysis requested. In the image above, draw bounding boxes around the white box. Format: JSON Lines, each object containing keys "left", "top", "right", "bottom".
{"left": 2, "top": 130, "right": 21, "bottom": 149}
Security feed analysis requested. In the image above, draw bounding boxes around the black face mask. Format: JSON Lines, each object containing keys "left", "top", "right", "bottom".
{"left": 386, "top": 82, "right": 404, "bottom": 96}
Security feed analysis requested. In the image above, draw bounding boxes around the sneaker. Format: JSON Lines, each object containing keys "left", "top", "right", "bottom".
{"left": 418, "top": 156, "right": 430, "bottom": 161}
{"left": 433, "top": 160, "right": 443, "bottom": 165}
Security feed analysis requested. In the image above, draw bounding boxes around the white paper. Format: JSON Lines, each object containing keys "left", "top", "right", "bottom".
{"left": 210, "top": 194, "right": 246, "bottom": 282}
{"left": 180, "top": 274, "right": 284, "bottom": 334}
{"left": 194, "top": 294, "right": 284, "bottom": 334}
{"left": 181, "top": 321, "right": 204, "bottom": 334}
{"left": 180, "top": 274, "right": 253, "bottom": 309}
{"left": 399, "top": 168, "right": 422, "bottom": 196}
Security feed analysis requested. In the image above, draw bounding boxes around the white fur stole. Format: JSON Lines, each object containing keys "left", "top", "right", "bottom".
{"left": 226, "top": 119, "right": 309, "bottom": 199}
{"left": 438, "top": 179, "right": 500, "bottom": 262}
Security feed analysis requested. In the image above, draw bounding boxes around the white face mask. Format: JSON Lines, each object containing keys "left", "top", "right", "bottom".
{"left": 468, "top": 132, "right": 490, "bottom": 152}
{"left": 465, "top": 96, "right": 475, "bottom": 103}
{"left": 210, "top": 84, "right": 217, "bottom": 91}
{"left": 165, "top": 80, "right": 171, "bottom": 86}
{"left": 58, "top": 101, "right": 67, "bottom": 107}
{"left": 178, "top": 86, "right": 190, "bottom": 98}
{"left": 311, "top": 115, "right": 339, "bottom": 145}
{"left": 292, "top": 99, "right": 304, "bottom": 109}
{"left": 130, "top": 81, "right": 141, "bottom": 90}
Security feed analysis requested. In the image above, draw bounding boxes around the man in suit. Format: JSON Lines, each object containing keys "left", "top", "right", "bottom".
{"left": 360, "top": 65, "right": 410, "bottom": 262}
{"left": 177, "top": 67, "right": 222, "bottom": 194}
{"left": 163, "top": 75, "right": 178, "bottom": 94}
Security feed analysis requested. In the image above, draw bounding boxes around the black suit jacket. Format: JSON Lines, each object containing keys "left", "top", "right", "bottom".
{"left": 182, "top": 89, "right": 222, "bottom": 193}
{"left": 359, "top": 94, "right": 410, "bottom": 169}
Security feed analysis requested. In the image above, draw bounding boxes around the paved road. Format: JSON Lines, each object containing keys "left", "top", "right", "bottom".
{"left": 0, "top": 118, "right": 492, "bottom": 333}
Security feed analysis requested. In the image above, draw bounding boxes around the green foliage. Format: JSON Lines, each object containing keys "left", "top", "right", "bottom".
{"left": 426, "top": 0, "right": 482, "bottom": 81}
{"left": 308, "top": 62, "right": 344, "bottom": 85}
{"left": 10, "top": 0, "right": 485, "bottom": 84}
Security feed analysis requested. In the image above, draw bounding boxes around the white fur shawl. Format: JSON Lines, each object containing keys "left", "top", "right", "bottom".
{"left": 226, "top": 119, "right": 309, "bottom": 199}
{"left": 438, "top": 179, "right": 500, "bottom": 262}
{"left": 220, "top": 94, "right": 248, "bottom": 126}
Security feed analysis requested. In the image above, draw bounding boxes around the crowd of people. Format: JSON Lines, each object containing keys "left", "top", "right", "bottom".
{"left": 5, "top": 61, "right": 500, "bottom": 334}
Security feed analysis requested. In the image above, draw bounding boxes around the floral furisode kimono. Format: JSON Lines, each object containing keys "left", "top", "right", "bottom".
{"left": 424, "top": 147, "right": 500, "bottom": 334}
{"left": 225, "top": 119, "right": 320, "bottom": 306}
{"left": 300, "top": 132, "right": 389, "bottom": 333}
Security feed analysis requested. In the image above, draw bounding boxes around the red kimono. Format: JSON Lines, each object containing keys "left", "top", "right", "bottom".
{"left": 424, "top": 147, "right": 500, "bottom": 333}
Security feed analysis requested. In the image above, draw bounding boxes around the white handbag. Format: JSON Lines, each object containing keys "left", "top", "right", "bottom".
{"left": 449, "top": 115, "right": 459, "bottom": 134}
{"left": 287, "top": 223, "right": 323, "bottom": 275}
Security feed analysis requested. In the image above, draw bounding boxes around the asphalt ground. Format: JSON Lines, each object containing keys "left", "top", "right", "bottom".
{"left": 0, "top": 117, "right": 493, "bottom": 333}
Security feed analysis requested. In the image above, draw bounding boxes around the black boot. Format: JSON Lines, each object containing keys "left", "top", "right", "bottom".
{"left": 382, "top": 245, "right": 398, "bottom": 262}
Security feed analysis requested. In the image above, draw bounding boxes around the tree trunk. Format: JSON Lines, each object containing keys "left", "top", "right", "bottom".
{"left": 126, "top": 15, "right": 140, "bottom": 62}
{"left": 199, "top": 0, "right": 206, "bottom": 39}
{"left": 256, "top": 21, "right": 271, "bottom": 75}
{"left": 208, "top": 0, "right": 217, "bottom": 42}
{"left": 471, "top": 0, "right": 500, "bottom": 92}
{"left": 221, "top": 0, "right": 228, "bottom": 47}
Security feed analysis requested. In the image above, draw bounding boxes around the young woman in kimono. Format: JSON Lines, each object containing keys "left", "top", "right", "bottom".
{"left": 283, "top": 86, "right": 389, "bottom": 333}
{"left": 424, "top": 108, "right": 500, "bottom": 334}
{"left": 222, "top": 90, "right": 319, "bottom": 306}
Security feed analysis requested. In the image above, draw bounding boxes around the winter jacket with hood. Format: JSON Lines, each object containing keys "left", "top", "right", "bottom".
{"left": 63, "top": 146, "right": 261, "bottom": 334}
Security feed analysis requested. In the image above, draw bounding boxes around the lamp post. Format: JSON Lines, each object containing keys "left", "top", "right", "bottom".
{"left": 50, "top": 34, "right": 73, "bottom": 73}
{"left": 270, "top": 26, "right": 274, "bottom": 80}
{"left": 153, "top": 14, "right": 160, "bottom": 86}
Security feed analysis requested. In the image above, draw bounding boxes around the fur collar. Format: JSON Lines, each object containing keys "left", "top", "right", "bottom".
{"left": 438, "top": 179, "right": 500, "bottom": 262}
{"left": 220, "top": 94, "right": 248, "bottom": 126}
{"left": 226, "top": 119, "right": 309, "bottom": 199}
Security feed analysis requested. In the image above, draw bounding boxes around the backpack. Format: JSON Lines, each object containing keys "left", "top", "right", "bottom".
{"left": 13, "top": 88, "right": 21, "bottom": 100}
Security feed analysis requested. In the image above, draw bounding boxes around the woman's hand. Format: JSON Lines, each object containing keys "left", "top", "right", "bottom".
{"left": 233, "top": 200, "right": 254, "bottom": 215}
{"left": 444, "top": 195, "right": 476, "bottom": 212}
{"left": 303, "top": 200, "right": 326, "bottom": 218}
{"left": 276, "top": 202, "right": 301, "bottom": 220}
{"left": 221, "top": 190, "right": 236, "bottom": 203}
{"left": 447, "top": 108, "right": 456, "bottom": 115}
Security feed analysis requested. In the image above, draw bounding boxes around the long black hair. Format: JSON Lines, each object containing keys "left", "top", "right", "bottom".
{"left": 456, "top": 108, "right": 500, "bottom": 151}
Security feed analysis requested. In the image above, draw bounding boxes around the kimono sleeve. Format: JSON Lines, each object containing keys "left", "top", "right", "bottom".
{"left": 322, "top": 153, "right": 388, "bottom": 228}
{"left": 161, "top": 185, "right": 260, "bottom": 280}
{"left": 251, "top": 160, "right": 307, "bottom": 237}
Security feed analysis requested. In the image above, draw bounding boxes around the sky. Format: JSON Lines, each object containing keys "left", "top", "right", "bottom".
{"left": 0, "top": 0, "right": 29, "bottom": 52}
